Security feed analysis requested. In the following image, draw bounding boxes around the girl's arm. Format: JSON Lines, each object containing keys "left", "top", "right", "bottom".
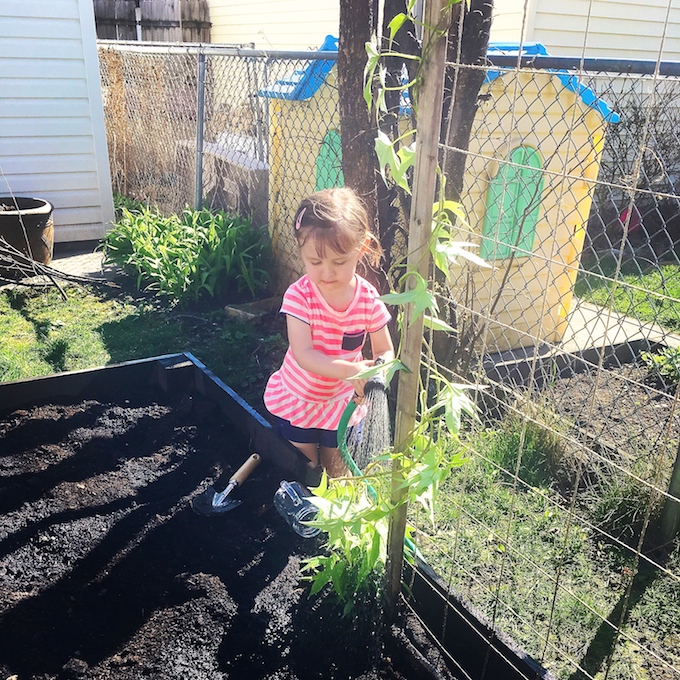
{"left": 368, "top": 324, "right": 395, "bottom": 364}
{"left": 287, "top": 316, "right": 373, "bottom": 381}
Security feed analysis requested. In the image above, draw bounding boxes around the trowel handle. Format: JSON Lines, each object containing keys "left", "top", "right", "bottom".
{"left": 230, "top": 453, "right": 261, "bottom": 486}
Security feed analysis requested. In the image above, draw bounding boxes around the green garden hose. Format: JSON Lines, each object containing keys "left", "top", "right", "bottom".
{"left": 337, "top": 398, "right": 363, "bottom": 477}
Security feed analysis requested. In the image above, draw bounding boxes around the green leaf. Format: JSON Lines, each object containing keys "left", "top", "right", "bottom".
{"left": 423, "top": 314, "right": 455, "bottom": 332}
{"left": 387, "top": 12, "right": 407, "bottom": 48}
{"left": 379, "top": 273, "right": 437, "bottom": 324}
{"left": 374, "top": 130, "right": 400, "bottom": 186}
{"left": 351, "top": 357, "right": 405, "bottom": 383}
{"left": 364, "top": 40, "right": 381, "bottom": 109}
{"left": 309, "top": 568, "right": 333, "bottom": 595}
{"left": 433, "top": 199, "right": 467, "bottom": 222}
{"left": 392, "top": 142, "right": 415, "bottom": 193}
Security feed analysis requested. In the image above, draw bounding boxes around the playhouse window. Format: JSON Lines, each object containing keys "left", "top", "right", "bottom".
{"left": 315, "top": 129, "right": 344, "bottom": 191}
{"left": 480, "top": 145, "right": 544, "bottom": 260}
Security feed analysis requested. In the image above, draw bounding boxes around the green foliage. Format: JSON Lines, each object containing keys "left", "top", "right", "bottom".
{"left": 102, "top": 205, "right": 271, "bottom": 305}
{"left": 379, "top": 271, "right": 438, "bottom": 324}
{"left": 0, "top": 286, "right": 287, "bottom": 404}
{"left": 301, "top": 0, "right": 484, "bottom": 616}
{"left": 583, "top": 453, "right": 666, "bottom": 543}
{"left": 486, "top": 412, "right": 566, "bottom": 489}
{"left": 302, "top": 362, "right": 474, "bottom": 611}
{"left": 303, "top": 431, "right": 469, "bottom": 613}
{"left": 302, "top": 474, "right": 390, "bottom": 614}
{"left": 423, "top": 433, "right": 680, "bottom": 680}
{"left": 302, "top": 371, "right": 475, "bottom": 612}
{"left": 113, "top": 192, "right": 146, "bottom": 221}
{"left": 422, "top": 447, "right": 623, "bottom": 680}
{"left": 575, "top": 261, "right": 680, "bottom": 331}
{"left": 629, "top": 543, "right": 680, "bottom": 643}
{"left": 374, "top": 131, "right": 416, "bottom": 193}
{"left": 641, "top": 346, "right": 680, "bottom": 384}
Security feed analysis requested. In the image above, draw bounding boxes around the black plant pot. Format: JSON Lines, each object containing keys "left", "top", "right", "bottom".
{"left": 0, "top": 196, "right": 54, "bottom": 265}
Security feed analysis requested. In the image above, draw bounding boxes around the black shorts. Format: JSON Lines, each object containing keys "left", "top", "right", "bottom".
{"left": 273, "top": 416, "right": 338, "bottom": 448}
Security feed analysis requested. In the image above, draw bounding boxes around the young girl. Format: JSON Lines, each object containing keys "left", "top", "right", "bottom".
{"left": 264, "top": 188, "right": 394, "bottom": 476}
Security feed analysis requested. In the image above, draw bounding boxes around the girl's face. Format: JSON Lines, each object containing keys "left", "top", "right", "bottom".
{"left": 299, "top": 239, "right": 361, "bottom": 294}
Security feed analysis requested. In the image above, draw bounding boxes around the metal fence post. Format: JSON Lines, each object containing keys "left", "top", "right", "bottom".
{"left": 195, "top": 51, "right": 206, "bottom": 210}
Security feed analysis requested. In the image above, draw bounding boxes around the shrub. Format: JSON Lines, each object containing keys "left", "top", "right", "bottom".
{"left": 641, "top": 346, "right": 680, "bottom": 385}
{"left": 113, "top": 192, "right": 146, "bottom": 221}
{"left": 102, "top": 205, "right": 271, "bottom": 305}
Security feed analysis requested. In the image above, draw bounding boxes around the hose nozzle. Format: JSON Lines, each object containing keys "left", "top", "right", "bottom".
{"left": 364, "top": 357, "right": 387, "bottom": 395}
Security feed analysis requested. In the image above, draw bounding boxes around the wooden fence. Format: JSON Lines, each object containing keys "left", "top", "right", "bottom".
{"left": 94, "top": 0, "right": 211, "bottom": 42}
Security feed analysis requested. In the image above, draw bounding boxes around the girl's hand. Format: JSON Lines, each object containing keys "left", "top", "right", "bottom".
{"left": 346, "top": 359, "right": 375, "bottom": 399}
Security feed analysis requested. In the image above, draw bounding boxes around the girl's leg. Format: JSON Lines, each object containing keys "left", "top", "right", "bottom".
{"left": 290, "top": 441, "right": 320, "bottom": 468}
{"left": 319, "top": 446, "right": 347, "bottom": 477}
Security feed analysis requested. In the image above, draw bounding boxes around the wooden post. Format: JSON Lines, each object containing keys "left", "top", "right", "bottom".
{"left": 660, "top": 440, "right": 680, "bottom": 544}
{"left": 384, "top": 0, "right": 452, "bottom": 617}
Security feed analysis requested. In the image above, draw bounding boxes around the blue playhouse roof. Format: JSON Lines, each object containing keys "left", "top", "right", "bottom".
{"left": 486, "top": 42, "right": 620, "bottom": 123}
{"left": 259, "top": 35, "right": 338, "bottom": 100}
{"left": 260, "top": 38, "right": 619, "bottom": 124}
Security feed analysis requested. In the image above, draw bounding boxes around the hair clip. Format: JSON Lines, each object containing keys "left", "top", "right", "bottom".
{"left": 294, "top": 207, "right": 306, "bottom": 231}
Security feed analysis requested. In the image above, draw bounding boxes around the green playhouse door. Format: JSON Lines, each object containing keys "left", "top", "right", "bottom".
{"left": 480, "top": 146, "right": 544, "bottom": 260}
{"left": 315, "top": 129, "right": 344, "bottom": 191}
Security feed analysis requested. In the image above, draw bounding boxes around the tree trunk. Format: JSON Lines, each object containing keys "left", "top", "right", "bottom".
{"left": 338, "top": 0, "right": 379, "bottom": 230}
{"left": 441, "top": 0, "right": 493, "bottom": 201}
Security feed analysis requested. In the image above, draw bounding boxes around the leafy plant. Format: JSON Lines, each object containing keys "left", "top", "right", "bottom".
{"left": 641, "top": 346, "right": 680, "bottom": 384}
{"left": 113, "top": 192, "right": 146, "bottom": 221}
{"left": 303, "top": 418, "right": 471, "bottom": 614}
{"left": 302, "top": 6, "right": 483, "bottom": 613}
{"left": 102, "top": 205, "right": 271, "bottom": 304}
{"left": 302, "top": 296, "right": 477, "bottom": 612}
{"left": 302, "top": 474, "right": 390, "bottom": 614}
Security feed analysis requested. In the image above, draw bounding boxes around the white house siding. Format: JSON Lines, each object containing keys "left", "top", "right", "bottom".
{"left": 487, "top": 0, "right": 530, "bottom": 44}
{"left": 0, "top": 0, "right": 114, "bottom": 242}
{"left": 491, "top": 0, "right": 680, "bottom": 62}
{"left": 208, "top": 0, "right": 338, "bottom": 51}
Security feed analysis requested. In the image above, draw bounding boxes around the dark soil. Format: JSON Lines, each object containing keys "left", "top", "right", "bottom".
{"left": 544, "top": 361, "right": 680, "bottom": 456}
{"left": 0, "top": 391, "right": 453, "bottom": 680}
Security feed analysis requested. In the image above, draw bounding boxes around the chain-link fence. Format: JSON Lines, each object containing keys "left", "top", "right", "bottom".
{"left": 420, "top": 57, "right": 680, "bottom": 680}
{"left": 99, "top": 40, "right": 680, "bottom": 680}
{"left": 98, "top": 40, "right": 339, "bottom": 289}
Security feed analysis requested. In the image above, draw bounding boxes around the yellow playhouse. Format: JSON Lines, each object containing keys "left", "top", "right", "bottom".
{"left": 451, "top": 43, "right": 619, "bottom": 353}
{"left": 261, "top": 41, "right": 619, "bottom": 353}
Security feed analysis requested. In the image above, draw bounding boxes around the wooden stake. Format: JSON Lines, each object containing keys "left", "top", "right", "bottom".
{"left": 385, "top": 0, "right": 452, "bottom": 618}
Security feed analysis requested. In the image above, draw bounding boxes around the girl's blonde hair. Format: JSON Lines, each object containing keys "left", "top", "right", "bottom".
{"left": 293, "top": 188, "right": 382, "bottom": 268}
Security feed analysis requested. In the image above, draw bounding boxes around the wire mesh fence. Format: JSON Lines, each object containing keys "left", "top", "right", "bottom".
{"left": 98, "top": 40, "right": 339, "bottom": 290}
{"left": 99, "top": 40, "right": 680, "bottom": 680}
{"left": 417, "top": 59, "right": 680, "bottom": 680}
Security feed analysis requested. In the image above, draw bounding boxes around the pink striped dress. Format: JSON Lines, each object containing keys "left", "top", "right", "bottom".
{"left": 264, "top": 274, "right": 391, "bottom": 431}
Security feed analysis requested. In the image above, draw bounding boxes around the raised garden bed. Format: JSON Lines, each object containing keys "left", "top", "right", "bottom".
{"left": 0, "top": 354, "right": 552, "bottom": 680}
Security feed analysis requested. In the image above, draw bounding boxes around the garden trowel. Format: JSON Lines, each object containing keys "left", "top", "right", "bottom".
{"left": 192, "top": 452, "right": 261, "bottom": 515}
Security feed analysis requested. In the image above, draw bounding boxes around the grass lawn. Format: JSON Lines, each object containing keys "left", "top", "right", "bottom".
{"left": 415, "top": 426, "right": 680, "bottom": 680}
{"left": 575, "top": 258, "right": 680, "bottom": 330}
{"left": 0, "top": 284, "right": 286, "bottom": 405}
